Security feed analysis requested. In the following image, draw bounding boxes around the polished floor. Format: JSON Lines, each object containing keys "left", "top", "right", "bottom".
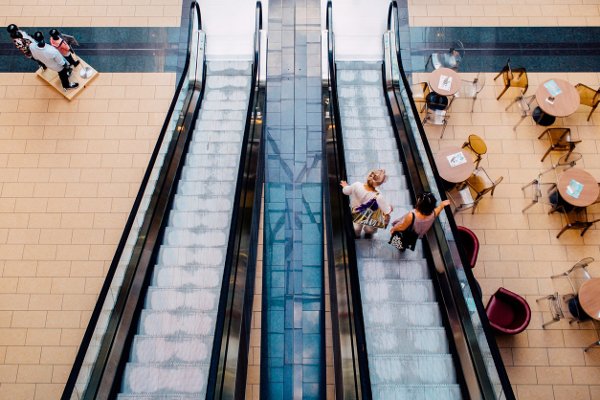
{"left": 0, "top": 0, "right": 599, "bottom": 399}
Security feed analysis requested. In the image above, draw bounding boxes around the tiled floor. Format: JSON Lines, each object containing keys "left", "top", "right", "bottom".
{"left": 408, "top": 0, "right": 600, "bottom": 27}
{"left": 0, "top": 72, "right": 174, "bottom": 400}
{"left": 0, "top": 0, "right": 182, "bottom": 27}
{"left": 415, "top": 70, "right": 600, "bottom": 400}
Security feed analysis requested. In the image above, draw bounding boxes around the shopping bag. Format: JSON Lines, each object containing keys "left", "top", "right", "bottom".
{"left": 388, "top": 212, "right": 418, "bottom": 251}
{"left": 351, "top": 197, "right": 388, "bottom": 229}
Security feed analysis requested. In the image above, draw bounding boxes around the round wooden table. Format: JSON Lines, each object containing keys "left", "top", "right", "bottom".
{"left": 429, "top": 68, "right": 462, "bottom": 96}
{"left": 578, "top": 278, "right": 600, "bottom": 320}
{"left": 557, "top": 168, "right": 600, "bottom": 207}
{"left": 535, "top": 78, "right": 580, "bottom": 117}
{"left": 435, "top": 147, "right": 475, "bottom": 183}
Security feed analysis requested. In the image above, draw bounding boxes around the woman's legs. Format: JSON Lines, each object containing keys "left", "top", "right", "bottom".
{"left": 363, "top": 225, "right": 377, "bottom": 238}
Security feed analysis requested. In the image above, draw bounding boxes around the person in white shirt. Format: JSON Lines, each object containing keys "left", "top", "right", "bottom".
{"left": 29, "top": 31, "right": 78, "bottom": 90}
{"left": 340, "top": 169, "right": 392, "bottom": 239}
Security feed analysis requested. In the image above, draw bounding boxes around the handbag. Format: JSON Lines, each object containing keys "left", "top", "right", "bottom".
{"left": 388, "top": 211, "right": 418, "bottom": 251}
{"left": 351, "top": 194, "right": 388, "bottom": 229}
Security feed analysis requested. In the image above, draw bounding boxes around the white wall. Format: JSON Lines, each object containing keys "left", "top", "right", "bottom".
{"left": 200, "top": 0, "right": 268, "bottom": 60}
{"left": 323, "top": 0, "right": 390, "bottom": 61}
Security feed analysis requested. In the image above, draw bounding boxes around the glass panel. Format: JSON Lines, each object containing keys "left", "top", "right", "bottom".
{"left": 387, "top": 12, "right": 507, "bottom": 400}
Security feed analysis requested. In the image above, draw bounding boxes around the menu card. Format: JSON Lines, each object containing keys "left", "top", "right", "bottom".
{"left": 438, "top": 75, "right": 452, "bottom": 92}
{"left": 544, "top": 80, "right": 562, "bottom": 97}
{"left": 447, "top": 151, "right": 467, "bottom": 167}
{"left": 565, "top": 179, "right": 584, "bottom": 199}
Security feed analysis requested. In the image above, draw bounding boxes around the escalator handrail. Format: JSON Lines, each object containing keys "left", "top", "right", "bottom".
{"left": 205, "top": 2, "right": 266, "bottom": 398}
{"left": 323, "top": 1, "right": 372, "bottom": 398}
{"left": 60, "top": 3, "right": 203, "bottom": 399}
{"left": 385, "top": 2, "right": 516, "bottom": 399}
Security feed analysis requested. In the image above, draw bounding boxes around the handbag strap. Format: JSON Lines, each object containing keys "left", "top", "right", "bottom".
{"left": 407, "top": 211, "right": 416, "bottom": 231}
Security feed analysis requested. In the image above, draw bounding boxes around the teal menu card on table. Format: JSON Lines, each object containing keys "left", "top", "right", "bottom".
{"left": 566, "top": 179, "right": 584, "bottom": 199}
{"left": 544, "top": 80, "right": 562, "bottom": 97}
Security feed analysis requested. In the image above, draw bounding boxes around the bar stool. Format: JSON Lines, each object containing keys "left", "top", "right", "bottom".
{"left": 462, "top": 134, "right": 487, "bottom": 168}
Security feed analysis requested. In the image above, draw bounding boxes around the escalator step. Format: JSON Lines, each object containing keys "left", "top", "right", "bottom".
{"left": 120, "top": 363, "right": 209, "bottom": 395}
{"left": 143, "top": 288, "right": 220, "bottom": 312}
{"left": 366, "top": 327, "right": 450, "bottom": 355}
{"left": 362, "top": 302, "right": 442, "bottom": 328}
{"left": 358, "top": 259, "right": 430, "bottom": 280}
{"left": 372, "top": 384, "right": 462, "bottom": 400}
{"left": 157, "top": 246, "right": 226, "bottom": 267}
{"left": 361, "top": 279, "right": 436, "bottom": 303}
{"left": 369, "top": 354, "right": 457, "bottom": 385}
{"left": 162, "top": 227, "right": 228, "bottom": 247}
{"left": 136, "top": 311, "right": 217, "bottom": 336}
{"left": 151, "top": 265, "right": 223, "bottom": 288}
{"left": 167, "top": 211, "right": 231, "bottom": 230}
{"left": 129, "top": 336, "right": 213, "bottom": 363}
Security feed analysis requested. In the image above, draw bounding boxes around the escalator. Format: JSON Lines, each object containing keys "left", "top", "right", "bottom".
{"left": 323, "top": 2, "right": 515, "bottom": 399}
{"left": 61, "top": 2, "right": 266, "bottom": 399}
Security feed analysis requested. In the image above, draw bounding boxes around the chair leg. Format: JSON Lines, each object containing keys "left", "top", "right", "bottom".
{"left": 587, "top": 104, "right": 598, "bottom": 122}
{"left": 439, "top": 120, "right": 447, "bottom": 139}
{"left": 493, "top": 70, "right": 503, "bottom": 81}
{"left": 496, "top": 86, "right": 509, "bottom": 101}
{"left": 513, "top": 115, "right": 526, "bottom": 131}
{"left": 556, "top": 223, "right": 572, "bottom": 238}
{"left": 584, "top": 339, "right": 600, "bottom": 352}
{"left": 580, "top": 222, "right": 594, "bottom": 237}
{"left": 540, "top": 147, "right": 553, "bottom": 162}
{"left": 504, "top": 95, "right": 520, "bottom": 111}
{"left": 542, "top": 318, "right": 560, "bottom": 329}
{"left": 471, "top": 97, "right": 476, "bottom": 113}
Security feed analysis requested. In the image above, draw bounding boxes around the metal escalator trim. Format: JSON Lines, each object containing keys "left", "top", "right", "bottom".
{"left": 383, "top": 2, "right": 516, "bottom": 399}
{"left": 322, "top": 2, "right": 373, "bottom": 399}
{"left": 60, "top": 3, "right": 207, "bottom": 399}
{"left": 205, "top": 2, "right": 266, "bottom": 399}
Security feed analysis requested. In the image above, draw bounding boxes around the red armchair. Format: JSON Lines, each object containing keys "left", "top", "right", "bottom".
{"left": 485, "top": 287, "right": 531, "bottom": 335}
{"left": 456, "top": 226, "right": 479, "bottom": 269}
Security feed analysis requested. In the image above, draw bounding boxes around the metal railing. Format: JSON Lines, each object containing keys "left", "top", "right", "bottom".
{"left": 60, "top": 2, "right": 206, "bottom": 398}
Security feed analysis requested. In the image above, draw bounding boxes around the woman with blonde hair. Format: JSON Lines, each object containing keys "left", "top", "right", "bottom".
{"left": 340, "top": 169, "right": 392, "bottom": 239}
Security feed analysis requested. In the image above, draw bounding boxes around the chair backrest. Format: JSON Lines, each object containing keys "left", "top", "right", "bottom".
{"left": 575, "top": 83, "right": 600, "bottom": 107}
{"left": 456, "top": 226, "right": 479, "bottom": 269}
{"left": 468, "top": 167, "right": 503, "bottom": 197}
{"left": 464, "top": 134, "right": 487, "bottom": 156}
{"left": 486, "top": 287, "right": 531, "bottom": 334}
{"left": 412, "top": 82, "right": 430, "bottom": 100}
{"left": 426, "top": 107, "right": 448, "bottom": 125}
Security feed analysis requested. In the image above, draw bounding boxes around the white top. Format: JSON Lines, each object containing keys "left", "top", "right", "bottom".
{"left": 29, "top": 43, "right": 67, "bottom": 72}
{"left": 342, "top": 182, "right": 392, "bottom": 214}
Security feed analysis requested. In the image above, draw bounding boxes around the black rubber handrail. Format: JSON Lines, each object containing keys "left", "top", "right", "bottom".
{"left": 385, "top": 2, "right": 516, "bottom": 399}
{"left": 322, "top": 2, "right": 372, "bottom": 399}
{"left": 205, "top": 2, "right": 266, "bottom": 398}
{"left": 60, "top": 3, "right": 202, "bottom": 400}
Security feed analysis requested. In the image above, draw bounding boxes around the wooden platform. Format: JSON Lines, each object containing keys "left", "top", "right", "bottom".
{"left": 36, "top": 57, "right": 98, "bottom": 100}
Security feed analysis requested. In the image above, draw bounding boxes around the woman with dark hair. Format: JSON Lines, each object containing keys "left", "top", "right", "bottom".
{"left": 389, "top": 192, "right": 449, "bottom": 250}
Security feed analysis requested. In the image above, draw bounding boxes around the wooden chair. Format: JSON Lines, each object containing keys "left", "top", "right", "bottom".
{"left": 494, "top": 59, "right": 528, "bottom": 101}
{"left": 462, "top": 134, "right": 487, "bottom": 168}
{"left": 554, "top": 205, "right": 600, "bottom": 238}
{"left": 537, "top": 127, "right": 581, "bottom": 162}
{"left": 575, "top": 83, "right": 600, "bottom": 121}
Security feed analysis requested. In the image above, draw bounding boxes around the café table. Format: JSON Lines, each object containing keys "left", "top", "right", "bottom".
{"left": 429, "top": 67, "right": 462, "bottom": 97}
{"left": 435, "top": 146, "right": 475, "bottom": 184}
{"left": 533, "top": 78, "right": 580, "bottom": 126}
{"left": 578, "top": 278, "right": 600, "bottom": 320}
{"left": 556, "top": 167, "right": 600, "bottom": 208}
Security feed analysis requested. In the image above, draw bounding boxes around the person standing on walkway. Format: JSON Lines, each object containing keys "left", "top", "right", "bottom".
{"left": 6, "top": 24, "right": 47, "bottom": 69}
{"left": 341, "top": 169, "right": 392, "bottom": 239}
{"left": 29, "top": 31, "right": 78, "bottom": 90}
{"left": 49, "top": 29, "right": 80, "bottom": 67}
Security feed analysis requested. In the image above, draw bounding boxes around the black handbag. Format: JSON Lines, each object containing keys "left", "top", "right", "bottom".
{"left": 388, "top": 211, "right": 418, "bottom": 251}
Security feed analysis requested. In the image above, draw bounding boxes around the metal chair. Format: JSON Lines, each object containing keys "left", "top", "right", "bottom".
{"left": 508, "top": 94, "right": 536, "bottom": 131}
{"left": 536, "top": 292, "right": 589, "bottom": 328}
{"left": 575, "top": 83, "right": 600, "bottom": 121}
{"left": 412, "top": 81, "right": 431, "bottom": 112}
{"left": 494, "top": 58, "right": 528, "bottom": 101}
{"left": 457, "top": 73, "right": 485, "bottom": 112}
{"left": 448, "top": 167, "right": 503, "bottom": 213}
{"left": 462, "top": 134, "right": 487, "bottom": 168}
{"left": 425, "top": 40, "right": 465, "bottom": 71}
{"left": 538, "top": 127, "right": 581, "bottom": 162}
{"left": 521, "top": 174, "right": 558, "bottom": 213}
{"left": 551, "top": 257, "right": 594, "bottom": 294}
{"left": 422, "top": 103, "right": 449, "bottom": 138}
